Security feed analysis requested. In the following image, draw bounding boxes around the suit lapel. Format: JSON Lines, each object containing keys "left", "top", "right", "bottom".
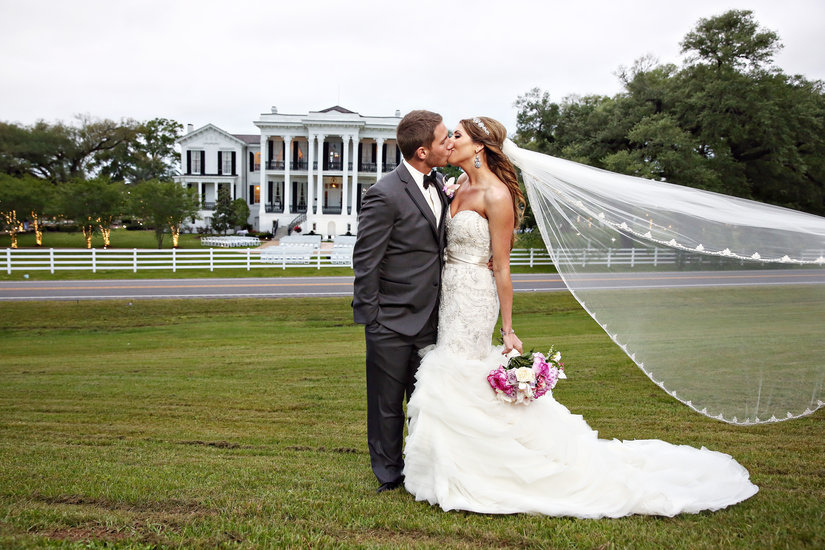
{"left": 399, "top": 165, "right": 439, "bottom": 238}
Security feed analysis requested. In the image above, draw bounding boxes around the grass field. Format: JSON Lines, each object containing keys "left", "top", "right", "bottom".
{"left": 0, "top": 229, "right": 547, "bottom": 251}
{"left": 1, "top": 294, "right": 823, "bottom": 549}
{"left": 1, "top": 229, "right": 207, "bottom": 250}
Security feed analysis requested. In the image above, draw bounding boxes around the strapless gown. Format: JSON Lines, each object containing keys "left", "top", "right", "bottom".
{"left": 402, "top": 209, "right": 758, "bottom": 517}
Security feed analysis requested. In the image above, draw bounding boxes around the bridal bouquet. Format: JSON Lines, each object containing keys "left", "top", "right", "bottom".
{"left": 487, "top": 347, "right": 566, "bottom": 405}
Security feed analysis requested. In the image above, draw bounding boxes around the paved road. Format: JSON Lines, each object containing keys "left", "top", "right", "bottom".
{"left": 1, "top": 270, "right": 824, "bottom": 301}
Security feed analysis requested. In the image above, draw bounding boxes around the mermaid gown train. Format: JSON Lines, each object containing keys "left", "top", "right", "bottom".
{"left": 402, "top": 209, "right": 758, "bottom": 517}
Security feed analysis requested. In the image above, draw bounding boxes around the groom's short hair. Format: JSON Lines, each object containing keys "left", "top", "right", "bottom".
{"left": 397, "top": 110, "right": 442, "bottom": 161}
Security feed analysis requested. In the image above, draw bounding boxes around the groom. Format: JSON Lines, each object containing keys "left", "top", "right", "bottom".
{"left": 352, "top": 110, "right": 453, "bottom": 493}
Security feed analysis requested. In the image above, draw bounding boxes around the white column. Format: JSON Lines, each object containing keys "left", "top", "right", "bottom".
{"left": 316, "top": 134, "right": 326, "bottom": 215}
{"left": 283, "top": 136, "right": 292, "bottom": 215}
{"left": 350, "top": 135, "right": 360, "bottom": 215}
{"left": 341, "top": 134, "right": 350, "bottom": 215}
{"left": 307, "top": 134, "right": 315, "bottom": 219}
{"left": 258, "top": 134, "right": 268, "bottom": 221}
{"left": 375, "top": 138, "right": 384, "bottom": 181}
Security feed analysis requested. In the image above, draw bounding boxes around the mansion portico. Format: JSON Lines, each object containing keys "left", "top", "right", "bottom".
{"left": 177, "top": 105, "right": 402, "bottom": 236}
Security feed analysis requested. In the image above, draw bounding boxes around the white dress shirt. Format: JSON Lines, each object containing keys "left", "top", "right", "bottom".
{"left": 403, "top": 159, "right": 441, "bottom": 226}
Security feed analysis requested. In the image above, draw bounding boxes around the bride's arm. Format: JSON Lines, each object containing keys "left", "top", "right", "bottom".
{"left": 486, "top": 186, "right": 523, "bottom": 355}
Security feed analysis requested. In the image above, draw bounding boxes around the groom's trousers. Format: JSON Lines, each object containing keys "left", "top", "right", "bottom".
{"left": 364, "top": 309, "right": 437, "bottom": 485}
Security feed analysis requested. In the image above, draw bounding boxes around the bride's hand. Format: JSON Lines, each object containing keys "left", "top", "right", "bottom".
{"left": 502, "top": 332, "right": 523, "bottom": 355}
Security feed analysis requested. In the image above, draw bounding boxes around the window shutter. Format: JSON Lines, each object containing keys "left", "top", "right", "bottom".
{"left": 268, "top": 140, "right": 273, "bottom": 161}
{"left": 371, "top": 143, "right": 377, "bottom": 163}
{"left": 218, "top": 152, "right": 223, "bottom": 175}
{"left": 396, "top": 145, "right": 400, "bottom": 164}
{"left": 382, "top": 143, "right": 387, "bottom": 162}
{"left": 249, "top": 185, "right": 254, "bottom": 204}
{"left": 249, "top": 152, "right": 254, "bottom": 172}
{"left": 231, "top": 151, "right": 236, "bottom": 175}
{"left": 200, "top": 151, "right": 205, "bottom": 175}
{"left": 186, "top": 151, "right": 191, "bottom": 174}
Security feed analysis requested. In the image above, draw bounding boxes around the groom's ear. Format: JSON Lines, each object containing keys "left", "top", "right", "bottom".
{"left": 415, "top": 146, "right": 428, "bottom": 161}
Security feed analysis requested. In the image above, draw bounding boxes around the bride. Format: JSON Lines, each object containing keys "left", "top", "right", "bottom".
{"left": 402, "top": 116, "right": 759, "bottom": 517}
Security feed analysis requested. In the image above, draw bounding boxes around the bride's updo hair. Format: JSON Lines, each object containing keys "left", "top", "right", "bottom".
{"left": 461, "top": 116, "right": 526, "bottom": 240}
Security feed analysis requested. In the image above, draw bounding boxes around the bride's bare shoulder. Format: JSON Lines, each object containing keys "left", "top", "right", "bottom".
{"left": 484, "top": 176, "right": 510, "bottom": 202}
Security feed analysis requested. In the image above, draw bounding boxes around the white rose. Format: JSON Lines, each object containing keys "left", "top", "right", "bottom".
{"left": 515, "top": 367, "right": 535, "bottom": 383}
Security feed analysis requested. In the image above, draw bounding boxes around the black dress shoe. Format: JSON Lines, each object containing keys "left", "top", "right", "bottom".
{"left": 376, "top": 478, "right": 404, "bottom": 493}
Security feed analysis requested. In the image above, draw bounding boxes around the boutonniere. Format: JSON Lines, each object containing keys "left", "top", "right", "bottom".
{"left": 441, "top": 177, "right": 460, "bottom": 199}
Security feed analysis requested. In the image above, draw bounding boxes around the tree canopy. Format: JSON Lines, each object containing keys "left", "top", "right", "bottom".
{"left": 129, "top": 180, "right": 200, "bottom": 248}
{"left": 514, "top": 10, "right": 825, "bottom": 216}
{"left": 0, "top": 116, "right": 180, "bottom": 183}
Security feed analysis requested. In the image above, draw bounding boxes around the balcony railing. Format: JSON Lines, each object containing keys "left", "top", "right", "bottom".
{"left": 322, "top": 206, "right": 342, "bottom": 215}
{"left": 266, "top": 160, "right": 285, "bottom": 170}
{"left": 383, "top": 162, "right": 398, "bottom": 171}
{"left": 325, "top": 160, "right": 343, "bottom": 170}
{"left": 202, "top": 202, "right": 215, "bottom": 210}
{"left": 265, "top": 202, "right": 284, "bottom": 213}
{"left": 292, "top": 160, "right": 308, "bottom": 170}
{"left": 359, "top": 162, "right": 377, "bottom": 172}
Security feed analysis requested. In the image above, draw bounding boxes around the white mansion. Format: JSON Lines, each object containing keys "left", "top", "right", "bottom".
{"left": 176, "top": 105, "right": 403, "bottom": 237}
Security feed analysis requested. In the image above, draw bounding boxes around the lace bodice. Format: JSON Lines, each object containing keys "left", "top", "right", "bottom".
{"left": 445, "top": 209, "right": 492, "bottom": 260}
{"left": 436, "top": 210, "right": 498, "bottom": 359}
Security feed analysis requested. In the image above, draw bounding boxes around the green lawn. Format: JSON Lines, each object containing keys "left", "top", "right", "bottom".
{"left": 1, "top": 229, "right": 547, "bottom": 251}
{"left": 1, "top": 229, "right": 206, "bottom": 250}
{"left": 0, "top": 294, "right": 823, "bottom": 549}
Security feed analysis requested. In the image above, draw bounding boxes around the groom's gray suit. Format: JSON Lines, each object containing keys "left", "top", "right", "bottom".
{"left": 353, "top": 163, "right": 447, "bottom": 485}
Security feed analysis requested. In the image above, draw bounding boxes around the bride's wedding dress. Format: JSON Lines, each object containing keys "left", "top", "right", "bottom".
{"left": 403, "top": 209, "right": 758, "bottom": 517}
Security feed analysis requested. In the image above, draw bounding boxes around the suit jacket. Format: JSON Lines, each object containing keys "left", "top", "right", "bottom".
{"left": 352, "top": 164, "right": 448, "bottom": 336}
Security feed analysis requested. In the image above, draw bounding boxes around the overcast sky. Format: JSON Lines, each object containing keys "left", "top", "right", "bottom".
{"left": 1, "top": 0, "right": 823, "bottom": 136}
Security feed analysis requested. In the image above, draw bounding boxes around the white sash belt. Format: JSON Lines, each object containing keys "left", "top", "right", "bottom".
{"left": 445, "top": 250, "right": 490, "bottom": 267}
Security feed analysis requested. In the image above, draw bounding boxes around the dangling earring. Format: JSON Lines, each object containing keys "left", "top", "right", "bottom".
{"left": 474, "top": 152, "right": 481, "bottom": 169}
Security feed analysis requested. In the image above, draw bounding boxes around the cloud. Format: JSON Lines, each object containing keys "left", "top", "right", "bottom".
{"left": 1, "top": 0, "right": 822, "bottom": 134}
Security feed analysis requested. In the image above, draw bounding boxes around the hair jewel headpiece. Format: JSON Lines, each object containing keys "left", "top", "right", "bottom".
{"left": 472, "top": 117, "right": 490, "bottom": 136}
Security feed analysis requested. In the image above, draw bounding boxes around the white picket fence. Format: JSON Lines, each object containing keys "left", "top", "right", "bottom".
{"left": 0, "top": 246, "right": 687, "bottom": 273}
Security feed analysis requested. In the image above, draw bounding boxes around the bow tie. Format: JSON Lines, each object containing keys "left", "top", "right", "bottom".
{"left": 423, "top": 171, "right": 438, "bottom": 189}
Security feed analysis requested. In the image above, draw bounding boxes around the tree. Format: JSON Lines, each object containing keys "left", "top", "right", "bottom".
{"left": 20, "top": 176, "right": 54, "bottom": 246}
{"left": 0, "top": 117, "right": 138, "bottom": 183}
{"left": 680, "top": 9, "right": 782, "bottom": 72}
{"left": 0, "top": 175, "right": 56, "bottom": 247}
{"left": 58, "top": 178, "right": 125, "bottom": 248}
{"left": 211, "top": 186, "right": 234, "bottom": 235}
{"left": 130, "top": 180, "right": 200, "bottom": 248}
{"left": 0, "top": 175, "right": 28, "bottom": 248}
{"left": 93, "top": 118, "right": 182, "bottom": 183}
{"left": 231, "top": 198, "right": 250, "bottom": 230}
{"left": 514, "top": 10, "right": 825, "bottom": 215}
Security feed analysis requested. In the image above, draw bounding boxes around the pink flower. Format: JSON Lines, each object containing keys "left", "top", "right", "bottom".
{"left": 488, "top": 366, "right": 515, "bottom": 396}
{"left": 534, "top": 377, "right": 549, "bottom": 398}
{"left": 532, "top": 353, "right": 550, "bottom": 379}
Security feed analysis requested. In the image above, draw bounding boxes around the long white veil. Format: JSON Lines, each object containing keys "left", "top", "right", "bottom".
{"left": 503, "top": 139, "right": 825, "bottom": 424}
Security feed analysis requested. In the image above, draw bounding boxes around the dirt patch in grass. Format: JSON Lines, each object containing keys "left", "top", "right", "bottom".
{"left": 179, "top": 439, "right": 244, "bottom": 449}
{"left": 31, "top": 493, "right": 212, "bottom": 516}
{"left": 45, "top": 525, "right": 130, "bottom": 543}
